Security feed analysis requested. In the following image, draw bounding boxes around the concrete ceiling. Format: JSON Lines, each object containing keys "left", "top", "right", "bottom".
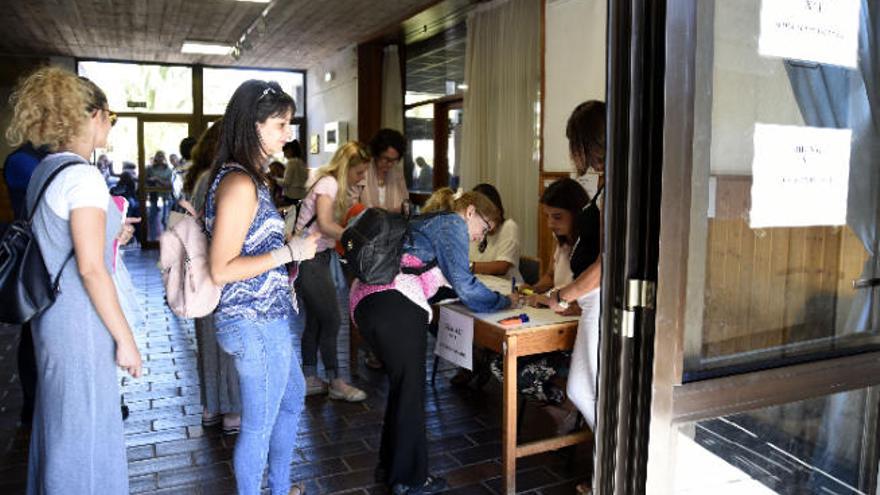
{"left": 0, "top": 0, "right": 440, "bottom": 69}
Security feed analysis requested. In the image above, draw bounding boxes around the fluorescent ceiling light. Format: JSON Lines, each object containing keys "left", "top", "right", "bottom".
{"left": 235, "top": 0, "right": 271, "bottom": 3}
{"left": 181, "top": 41, "right": 234, "bottom": 56}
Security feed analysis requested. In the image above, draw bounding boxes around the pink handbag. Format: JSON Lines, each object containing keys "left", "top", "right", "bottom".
{"left": 159, "top": 200, "right": 222, "bottom": 318}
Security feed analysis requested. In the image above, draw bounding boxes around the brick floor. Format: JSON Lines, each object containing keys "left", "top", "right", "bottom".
{"left": 0, "top": 249, "right": 590, "bottom": 494}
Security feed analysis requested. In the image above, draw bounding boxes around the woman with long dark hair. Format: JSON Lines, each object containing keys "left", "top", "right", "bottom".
{"left": 181, "top": 120, "right": 243, "bottom": 434}
{"left": 205, "top": 80, "right": 319, "bottom": 495}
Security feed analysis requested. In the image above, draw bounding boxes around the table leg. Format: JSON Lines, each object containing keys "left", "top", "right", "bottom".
{"left": 502, "top": 335, "right": 518, "bottom": 494}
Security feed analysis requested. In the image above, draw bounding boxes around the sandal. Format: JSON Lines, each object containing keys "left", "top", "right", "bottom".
{"left": 328, "top": 381, "right": 367, "bottom": 402}
{"left": 288, "top": 482, "right": 306, "bottom": 495}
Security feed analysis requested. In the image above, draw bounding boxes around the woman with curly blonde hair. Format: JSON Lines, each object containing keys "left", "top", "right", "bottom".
{"left": 294, "top": 141, "right": 370, "bottom": 401}
{"left": 7, "top": 66, "right": 142, "bottom": 494}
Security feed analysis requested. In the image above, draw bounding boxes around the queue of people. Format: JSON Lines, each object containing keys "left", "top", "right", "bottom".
{"left": 3, "top": 64, "right": 605, "bottom": 495}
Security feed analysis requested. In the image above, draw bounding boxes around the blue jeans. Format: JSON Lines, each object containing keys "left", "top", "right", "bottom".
{"left": 215, "top": 316, "right": 306, "bottom": 495}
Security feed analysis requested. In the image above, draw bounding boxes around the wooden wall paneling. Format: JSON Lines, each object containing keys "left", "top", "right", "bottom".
{"left": 748, "top": 224, "right": 775, "bottom": 352}
{"left": 782, "top": 227, "right": 809, "bottom": 344}
{"left": 767, "top": 227, "right": 792, "bottom": 347}
{"left": 702, "top": 219, "right": 725, "bottom": 356}
{"left": 836, "top": 227, "right": 870, "bottom": 332}
{"left": 734, "top": 218, "right": 755, "bottom": 352}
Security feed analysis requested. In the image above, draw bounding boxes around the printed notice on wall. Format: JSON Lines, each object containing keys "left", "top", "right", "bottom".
{"left": 750, "top": 123, "right": 852, "bottom": 229}
{"left": 435, "top": 306, "right": 474, "bottom": 370}
{"left": 759, "top": 0, "right": 861, "bottom": 68}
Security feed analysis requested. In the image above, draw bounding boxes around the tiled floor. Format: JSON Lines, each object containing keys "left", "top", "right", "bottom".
{"left": 0, "top": 249, "right": 590, "bottom": 494}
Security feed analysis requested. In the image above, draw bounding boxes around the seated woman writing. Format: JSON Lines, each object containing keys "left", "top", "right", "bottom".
{"left": 488, "top": 177, "right": 593, "bottom": 419}
{"left": 467, "top": 183, "right": 522, "bottom": 281}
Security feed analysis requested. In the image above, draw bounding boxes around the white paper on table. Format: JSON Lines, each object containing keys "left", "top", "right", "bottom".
{"left": 758, "top": 0, "right": 860, "bottom": 68}
{"left": 434, "top": 306, "right": 475, "bottom": 371}
{"left": 750, "top": 123, "right": 852, "bottom": 229}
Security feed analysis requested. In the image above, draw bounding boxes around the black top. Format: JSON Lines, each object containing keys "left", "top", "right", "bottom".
{"left": 570, "top": 187, "right": 602, "bottom": 278}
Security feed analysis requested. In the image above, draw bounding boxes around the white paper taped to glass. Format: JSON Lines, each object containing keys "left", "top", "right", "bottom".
{"left": 750, "top": 123, "right": 852, "bottom": 229}
{"left": 758, "top": 0, "right": 860, "bottom": 69}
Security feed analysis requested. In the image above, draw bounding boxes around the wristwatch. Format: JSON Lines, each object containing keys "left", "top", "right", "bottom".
{"left": 555, "top": 289, "right": 570, "bottom": 310}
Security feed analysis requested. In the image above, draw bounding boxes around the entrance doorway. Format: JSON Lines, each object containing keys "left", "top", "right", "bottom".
{"left": 595, "top": 1, "right": 880, "bottom": 493}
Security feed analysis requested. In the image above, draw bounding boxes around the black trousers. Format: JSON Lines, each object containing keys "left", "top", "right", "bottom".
{"left": 18, "top": 321, "right": 37, "bottom": 423}
{"left": 354, "top": 290, "right": 429, "bottom": 487}
{"left": 296, "top": 250, "right": 342, "bottom": 377}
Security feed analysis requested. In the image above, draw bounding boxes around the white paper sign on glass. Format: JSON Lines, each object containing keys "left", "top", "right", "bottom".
{"left": 750, "top": 123, "right": 852, "bottom": 229}
{"left": 758, "top": 0, "right": 860, "bottom": 68}
{"left": 434, "top": 306, "right": 475, "bottom": 370}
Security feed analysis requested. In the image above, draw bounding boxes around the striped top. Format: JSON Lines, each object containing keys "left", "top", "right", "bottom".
{"left": 204, "top": 164, "right": 292, "bottom": 323}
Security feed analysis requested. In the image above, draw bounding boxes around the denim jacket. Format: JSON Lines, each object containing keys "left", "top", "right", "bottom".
{"left": 405, "top": 213, "right": 510, "bottom": 313}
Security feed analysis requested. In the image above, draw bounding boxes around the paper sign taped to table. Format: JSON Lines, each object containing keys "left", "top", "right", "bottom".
{"left": 758, "top": 0, "right": 860, "bottom": 68}
{"left": 434, "top": 306, "right": 474, "bottom": 370}
{"left": 750, "top": 123, "right": 852, "bottom": 229}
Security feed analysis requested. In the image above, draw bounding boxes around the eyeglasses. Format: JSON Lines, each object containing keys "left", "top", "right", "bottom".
{"left": 107, "top": 110, "right": 117, "bottom": 127}
{"left": 376, "top": 153, "right": 401, "bottom": 165}
{"left": 476, "top": 211, "right": 491, "bottom": 237}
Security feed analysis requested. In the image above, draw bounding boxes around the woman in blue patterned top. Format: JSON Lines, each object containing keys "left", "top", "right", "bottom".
{"left": 205, "top": 80, "right": 319, "bottom": 495}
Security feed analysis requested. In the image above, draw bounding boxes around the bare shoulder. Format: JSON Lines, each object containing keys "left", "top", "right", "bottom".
{"left": 216, "top": 171, "right": 258, "bottom": 203}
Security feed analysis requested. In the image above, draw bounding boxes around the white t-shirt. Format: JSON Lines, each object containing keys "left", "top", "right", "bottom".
{"left": 553, "top": 243, "right": 574, "bottom": 288}
{"left": 468, "top": 218, "right": 523, "bottom": 281}
{"left": 43, "top": 156, "right": 109, "bottom": 220}
{"left": 377, "top": 184, "right": 386, "bottom": 206}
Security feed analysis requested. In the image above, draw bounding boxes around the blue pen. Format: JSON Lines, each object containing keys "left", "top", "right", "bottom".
{"left": 511, "top": 276, "right": 517, "bottom": 294}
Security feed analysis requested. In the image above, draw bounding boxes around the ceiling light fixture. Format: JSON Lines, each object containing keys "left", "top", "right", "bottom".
{"left": 181, "top": 41, "right": 234, "bottom": 55}
{"left": 232, "top": 0, "right": 277, "bottom": 60}
{"left": 235, "top": 0, "right": 271, "bottom": 3}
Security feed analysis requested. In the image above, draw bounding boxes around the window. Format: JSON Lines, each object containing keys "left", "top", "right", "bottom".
{"left": 202, "top": 67, "right": 304, "bottom": 117}
{"left": 78, "top": 61, "right": 193, "bottom": 114}
{"left": 403, "top": 21, "right": 467, "bottom": 195}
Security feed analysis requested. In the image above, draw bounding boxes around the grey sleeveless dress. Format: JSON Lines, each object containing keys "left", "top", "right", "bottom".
{"left": 25, "top": 153, "right": 128, "bottom": 494}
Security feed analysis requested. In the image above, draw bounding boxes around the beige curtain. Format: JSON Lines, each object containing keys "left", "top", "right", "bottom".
{"left": 461, "top": 0, "right": 541, "bottom": 256}
{"left": 380, "top": 45, "right": 404, "bottom": 132}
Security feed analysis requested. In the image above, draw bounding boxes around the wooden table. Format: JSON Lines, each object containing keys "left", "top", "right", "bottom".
{"left": 439, "top": 303, "right": 591, "bottom": 494}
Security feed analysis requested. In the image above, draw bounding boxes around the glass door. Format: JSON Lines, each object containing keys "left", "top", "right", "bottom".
{"left": 140, "top": 119, "right": 192, "bottom": 246}
{"left": 596, "top": 1, "right": 880, "bottom": 494}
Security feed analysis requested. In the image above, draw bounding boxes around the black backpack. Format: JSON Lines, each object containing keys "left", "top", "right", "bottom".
{"left": 0, "top": 161, "right": 77, "bottom": 324}
{"left": 341, "top": 208, "right": 443, "bottom": 285}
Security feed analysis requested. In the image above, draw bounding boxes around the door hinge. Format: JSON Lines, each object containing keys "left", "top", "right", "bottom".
{"left": 626, "top": 279, "right": 656, "bottom": 311}
{"left": 617, "top": 279, "right": 656, "bottom": 338}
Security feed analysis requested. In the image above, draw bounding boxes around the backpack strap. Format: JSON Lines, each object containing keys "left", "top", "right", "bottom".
{"left": 27, "top": 161, "right": 82, "bottom": 223}
{"left": 27, "top": 160, "right": 86, "bottom": 290}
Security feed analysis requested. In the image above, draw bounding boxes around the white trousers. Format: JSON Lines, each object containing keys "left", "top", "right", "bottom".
{"left": 567, "top": 288, "right": 601, "bottom": 429}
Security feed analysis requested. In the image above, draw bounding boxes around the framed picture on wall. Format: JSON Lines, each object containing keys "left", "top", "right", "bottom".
{"left": 323, "top": 121, "right": 348, "bottom": 153}
{"left": 309, "top": 134, "right": 320, "bottom": 154}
